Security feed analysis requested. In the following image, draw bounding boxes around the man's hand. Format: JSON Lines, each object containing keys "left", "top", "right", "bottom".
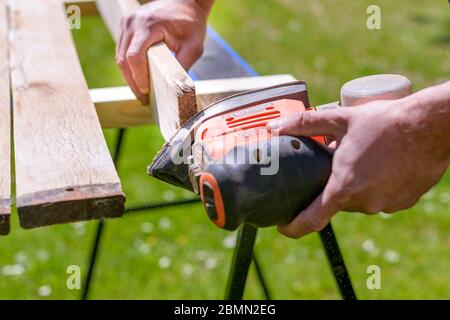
{"left": 268, "top": 81, "right": 450, "bottom": 239}
{"left": 116, "top": 0, "right": 213, "bottom": 104}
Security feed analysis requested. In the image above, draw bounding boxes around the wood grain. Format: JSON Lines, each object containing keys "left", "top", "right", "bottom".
{"left": 91, "top": 74, "right": 297, "bottom": 128}
{"left": 96, "top": 0, "right": 197, "bottom": 141}
{"left": 9, "top": 0, "right": 125, "bottom": 229}
{"left": 0, "top": 0, "right": 10, "bottom": 235}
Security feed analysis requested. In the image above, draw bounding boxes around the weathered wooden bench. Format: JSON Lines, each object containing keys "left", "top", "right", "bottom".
{"left": 0, "top": 0, "right": 296, "bottom": 235}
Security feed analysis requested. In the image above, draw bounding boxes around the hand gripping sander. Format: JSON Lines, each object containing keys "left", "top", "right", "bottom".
{"left": 148, "top": 74, "right": 411, "bottom": 231}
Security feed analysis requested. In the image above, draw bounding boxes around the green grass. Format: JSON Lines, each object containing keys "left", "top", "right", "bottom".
{"left": 1, "top": 0, "right": 449, "bottom": 299}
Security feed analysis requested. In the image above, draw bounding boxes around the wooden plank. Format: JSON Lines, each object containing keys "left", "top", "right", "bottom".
{"left": 96, "top": 0, "right": 197, "bottom": 141}
{"left": 91, "top": 86, "right": 154, "bottom": 128}
{"left": 91, "top": 74, "right": 297, "bottom": 128}
{"left": 0, "top": 0, "right": 11, "bottom": 235}
{"left": 195, "top": 74, "right": 297, "bottom": 107}
{"left": 9, "top": 0, "right": 125, "bottom": 229}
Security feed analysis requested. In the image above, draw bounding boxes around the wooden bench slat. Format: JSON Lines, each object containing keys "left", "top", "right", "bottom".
{"left": 91, "top": 74, "right": 297, "bottom": 128}
{"left": 9, "top": 0, "right": 125, "bottom": 229}
{"left": 96, "top": 0, "right": 197, "bottom": 141}
{"left": 0, "top": 0, "right": 11, "bottom": 235}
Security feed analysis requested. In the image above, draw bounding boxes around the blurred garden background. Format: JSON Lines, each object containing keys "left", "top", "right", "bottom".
{"left": 0, "top": 0, "right": 449, "bottom": 299}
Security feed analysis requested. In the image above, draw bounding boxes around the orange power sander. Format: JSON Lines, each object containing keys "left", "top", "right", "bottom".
{"left": 148, "top": 74, "right": 411, "bottom": 231}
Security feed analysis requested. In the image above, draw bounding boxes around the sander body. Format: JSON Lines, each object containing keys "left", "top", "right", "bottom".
{"left": 148, "top": 74, "right": 411, "bottom": 231}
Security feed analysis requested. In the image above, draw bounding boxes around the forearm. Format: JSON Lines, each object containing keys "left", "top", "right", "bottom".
{"left": 402, "top": 80, "right": 450, "bottom": 163}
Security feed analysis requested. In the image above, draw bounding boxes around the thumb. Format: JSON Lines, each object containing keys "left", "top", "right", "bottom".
{"left": 267, "top": 110, "right": 348, "bottom": 140}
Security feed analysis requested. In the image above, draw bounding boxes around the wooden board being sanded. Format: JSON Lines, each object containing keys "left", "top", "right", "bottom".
{"left": 0, "top": 0, "right": 11, "bottom": 235}
{"left": 91, "top": 74, "right": 298, "bottom": 128}
{"left": 9, "top": 0, "right": 125, "bottom": 229}
{"left": 96, "top": 0, "right": 197, "bottom": 141}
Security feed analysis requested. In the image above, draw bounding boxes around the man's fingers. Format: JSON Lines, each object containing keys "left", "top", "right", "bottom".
{"left": 127, "top": 30, "right": 164, "bottom": 95}
{"left": 176, "top": 39, "right": 204, "bottom": 70}
{"left": 116, "top": 31, "right": 148, "bottom": 104}
{"left": 121, "top": 62, "right": 149, "bottom": 105}
{"left": 267, "top": 110, "right": 348, "bottom": 140}
{"left": 278, "top": 183, "right": 342, "bottom": 239}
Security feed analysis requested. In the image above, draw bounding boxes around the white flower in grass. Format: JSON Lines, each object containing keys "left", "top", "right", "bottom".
{"left": 362, "top": 239, "right": 375, "bottom": 252}
{"left": 379, "top": 212, "right": 392, "bottom": 219}
{"left": 1, "top": 264, "right": 25, "bottom": 276}
{"left": 72, "top": 222, "right": 86, "bottom": 235}
{"left": 384, "top": 250, "right": 400, "bottom": 263}
{"left": 138, "top": 243, "right": 151, "bottom": 255}
{"left": 194, "top": 250, "right": 208, "bottom": 261}
{"left": 292, "top": 281, "right": 303, "bottom": 292}
{"left": 222, "top": 235, "right": 236, "bottom": 249}
{"left": 158, "top": 256, "right": 171, "bottom": 269}
{"left": 423, "top": 189, "right": 435, "bottom": 200}
{"left": 38, "top": 285, "right": 52, "bottom": 297}
{"left": 284, "top": 254, "right": 296, "bottom": 264}
{"left": 37, "top": 250, "right": 50, "bottom": 261}
{"left": 141, "top": 222, "right": 154, "bottom": 234}
{"left": 314, "top": 57, "right": 327, "bottom": 70}
{"left": 314, "top": 250, "right": 324, "bottom": 260}
{"left": 182, "top": 190, "right": 194, "bottom": 199}
{"left": 288, "top": 20, "right": 301, "bottom": 33}
{"left": 423, "top": 202, "right": 436, "bottom": 214}
{"left": 14, "top": 252, "right": 28, "bottom": 265}
{"left": 182, "top": 264, "right": 194, "bottom": 277}
{"left": 362, "top": 239, "right": 380, "bottom": 256}
{"left": 204, "top": 258, "right": 217, "bottom": 270}
{"left": 158, "top": 217, "right": 172, "bottom": 231}
{"left": 438, "top": 192, "right": 450, "bottom": 205}
{"left": 163, "top": 190, "right": 176, "bottom": 202}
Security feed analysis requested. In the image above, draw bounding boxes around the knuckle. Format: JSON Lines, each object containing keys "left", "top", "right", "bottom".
{"left": 304, "top": 217, "right": 326, "bottom": 233}
{"left": 126, "top": 51, "right": 140, "bottom": 63}
{"left": 144, "top": 16, "right": 160, "bottom": 28}
{"left": 295, "top": 112, "right": 311, "bottom": 128}
{"left": 121, "top": 14, "right": 135, "bottom": 28}
{"left": 328, "top": 183, "right": 351, "bottom": 207}
{"left": 115, "top": 57, "right": 127, "bottom": 68}
{"left": 333, "top": 111, "right": 348, "bottom": 125}
{"left": 332, "top": 172, "right": 368, "bottom": 203}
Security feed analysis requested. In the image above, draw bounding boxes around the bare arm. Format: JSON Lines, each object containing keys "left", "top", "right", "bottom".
{"left": 116, "top": 0, "right": 215, "bottom": 104}
{"left": 268, "top": 80, "right": 450, "bottom": 238}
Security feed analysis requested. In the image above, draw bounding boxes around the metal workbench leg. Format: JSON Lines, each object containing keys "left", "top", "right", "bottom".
{"left": 319, "top": 223, "right": 356, "bottom": 300}
{"left": 224, "top": 224, "right": 258, "bottom": 300}
{"left": 252, "top": 252, "right": 272, "bottom": 300}
{"left": 81, "top": 128, "right": 126, "bottom": 300}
